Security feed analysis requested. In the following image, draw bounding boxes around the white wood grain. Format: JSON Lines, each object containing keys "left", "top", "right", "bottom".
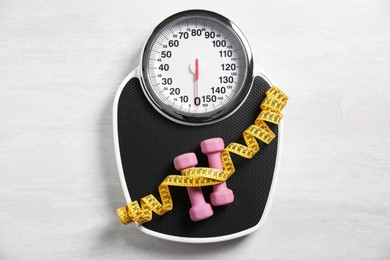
{"left": 0, "top": 0, "right": 389, "bottom": 259}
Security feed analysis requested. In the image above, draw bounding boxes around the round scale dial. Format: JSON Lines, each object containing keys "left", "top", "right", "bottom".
{"left": 141, "top": 10, "right": 253, "bottom": 125}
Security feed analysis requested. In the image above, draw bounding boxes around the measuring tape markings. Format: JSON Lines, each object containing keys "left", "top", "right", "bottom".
{"left": 117, "top": 86, "right": 288, "bottom": 224}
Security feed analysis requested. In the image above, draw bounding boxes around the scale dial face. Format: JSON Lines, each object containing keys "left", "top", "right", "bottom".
{"left": 141, "top": 10, "right": 253, "bottom": 125}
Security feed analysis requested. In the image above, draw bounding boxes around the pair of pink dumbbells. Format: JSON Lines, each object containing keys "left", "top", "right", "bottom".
{"left": 173, "top": 137, "right": 234, "bottom": 221}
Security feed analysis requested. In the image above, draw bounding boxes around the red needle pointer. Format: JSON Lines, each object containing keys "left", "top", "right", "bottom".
{"left": 195, "top": 58, "right": 199, "bottom": 113}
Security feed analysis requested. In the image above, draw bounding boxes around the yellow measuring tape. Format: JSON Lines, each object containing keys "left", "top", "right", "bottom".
{"left": 117, "top": 86, "right": 288, "bottom": 224}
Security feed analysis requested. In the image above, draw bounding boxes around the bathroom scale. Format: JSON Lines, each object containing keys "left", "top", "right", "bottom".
{"left": 113, "top": 9, "right": 288, "bottom": 243}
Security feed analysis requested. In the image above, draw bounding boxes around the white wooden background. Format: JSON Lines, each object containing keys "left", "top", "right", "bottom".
{"left": 1, "top": 0, "right": 389, "bottom": 259}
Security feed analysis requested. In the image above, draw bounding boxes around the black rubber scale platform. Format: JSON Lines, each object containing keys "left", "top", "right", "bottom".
{"left": 117, "top": 75, "right": 278, "bottom": 238}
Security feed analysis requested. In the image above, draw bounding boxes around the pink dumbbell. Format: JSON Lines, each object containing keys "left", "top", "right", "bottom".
{"left": 174, "top": 152, "right": 213, "bottom": 221}
{"left": 201, "top": 138, "right": 234, "bottom": 206}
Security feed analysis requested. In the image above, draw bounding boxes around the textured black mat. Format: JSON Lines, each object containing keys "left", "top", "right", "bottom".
{"left": 117, "top": 76, "right": 278, "bottom": 238}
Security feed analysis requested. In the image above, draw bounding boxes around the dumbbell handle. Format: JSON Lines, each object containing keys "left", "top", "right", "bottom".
{"left": 187, "top": 186, "right": 206, "bottom": 206}
{"left": 206, "top": 152, "right": 228, "bottom": 192}
{"left": 206, "top": 152, "right": 223, "bottom": 169}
